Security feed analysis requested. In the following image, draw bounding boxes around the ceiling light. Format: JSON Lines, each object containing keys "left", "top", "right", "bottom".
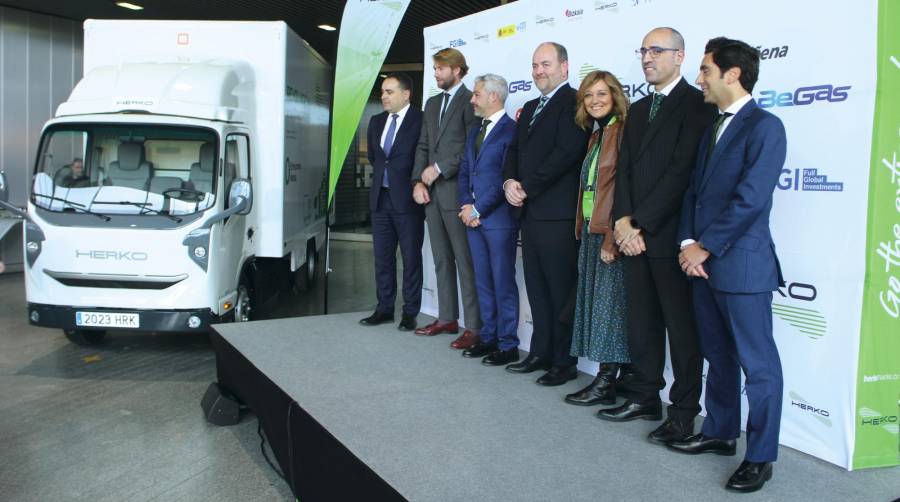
{"left": 318, "top": 24, "right": 336, "bottom": 32}
{"left": 115, "top": 2, "right": 144, "bottom": 10}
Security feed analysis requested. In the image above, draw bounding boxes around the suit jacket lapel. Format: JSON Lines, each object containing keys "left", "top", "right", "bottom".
{"left": 387, "top": 109, "right": 415, "bottom": 160}
{"left": 636, "top": 78, "right": 689, "bottom": 158}
{"left": 699, "top": 99, "right": 757, "bottom": 192}
{"left": 526, "top": 83, "right": 569, "bottom": 137}
{"left": 475, "top": 114, "right": 511, "bottom": 163}
{"left": 436, "top": 84, "right": 468, "bottom": 141}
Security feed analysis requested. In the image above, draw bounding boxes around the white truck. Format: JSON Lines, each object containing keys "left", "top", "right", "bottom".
{"left": 0, "top": 20, "right": 330, "bottom": 344}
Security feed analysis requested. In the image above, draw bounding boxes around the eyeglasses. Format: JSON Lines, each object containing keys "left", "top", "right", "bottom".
{"left": 635, "top": 46, "right": 680, "bottom": 59}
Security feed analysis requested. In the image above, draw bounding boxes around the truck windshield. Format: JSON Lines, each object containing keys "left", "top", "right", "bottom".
{"left": 31, "top": 124, "right": 218, "bottom": 217}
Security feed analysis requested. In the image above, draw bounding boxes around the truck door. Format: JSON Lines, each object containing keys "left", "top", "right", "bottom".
{"left": 217, "top": 132, "right": 251, "bottom": 307}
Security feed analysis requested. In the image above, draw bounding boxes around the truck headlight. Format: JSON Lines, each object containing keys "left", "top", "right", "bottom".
{"left": 193, "top": 246, "right": 207, "bottom": 259}
{"left": 26, "top": 241, "right": 40, "bottom": 253}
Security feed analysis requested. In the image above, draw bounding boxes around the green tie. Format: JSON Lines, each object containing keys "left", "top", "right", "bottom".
{"left": 648, "top": 92, "right": 665, "bottom": 122}
{"left": 706, "top": 112, "right": 733, "bottom": 163}
{"left": 475, "top": 119, "right": 491, "bottom": 155}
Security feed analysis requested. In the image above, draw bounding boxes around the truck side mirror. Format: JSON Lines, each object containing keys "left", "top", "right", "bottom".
{"left": 228, "top": 178, "right": 252, "bottom": 215}
{"left": 0, "top": 171, "right": 8, "bottom": 203}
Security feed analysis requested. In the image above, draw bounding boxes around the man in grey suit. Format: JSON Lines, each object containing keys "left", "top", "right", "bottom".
{"left": 412, "top": 48, "right": 482, "bottom": 349}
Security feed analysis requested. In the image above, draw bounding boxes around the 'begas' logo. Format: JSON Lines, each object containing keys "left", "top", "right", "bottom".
{"left": 757, "top": 84, "right": 850, "bottom": 108}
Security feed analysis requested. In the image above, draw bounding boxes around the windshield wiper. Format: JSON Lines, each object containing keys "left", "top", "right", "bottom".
{"left": 91, "top": 200, "right": 182, "bottom": 222}
{"left": 32, "top": 194, "right": 111, "bottom": 221}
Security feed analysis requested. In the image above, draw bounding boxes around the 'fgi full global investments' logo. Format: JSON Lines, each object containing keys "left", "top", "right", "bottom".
{"left": 778, "top": 168, "right": 844, "bottom": 192}
{"left": 449, "top": 38, "right": 466, "bottom": 48}
{"left": 757, "top": 84, "right": 851, "bottom": 108}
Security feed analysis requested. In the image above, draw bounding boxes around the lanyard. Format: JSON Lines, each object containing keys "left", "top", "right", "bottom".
{"left": 585, "top": 115, "right": 617, "bottom": 190}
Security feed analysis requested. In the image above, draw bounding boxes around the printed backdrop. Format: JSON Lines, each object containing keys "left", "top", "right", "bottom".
{"left": 419, "top": 0, "right": 898, "bottom": 470}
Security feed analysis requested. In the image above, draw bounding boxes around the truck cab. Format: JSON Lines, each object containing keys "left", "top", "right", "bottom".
{"left": 0, "top": 21, "right": 329, "bottom": 344}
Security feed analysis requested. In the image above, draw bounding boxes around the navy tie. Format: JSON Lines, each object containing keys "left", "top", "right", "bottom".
{"left": 382, "top": 113, "right": 398, "bottom": 188}
{"left": 529, "top": 96, "right": 549, "bottom": 129}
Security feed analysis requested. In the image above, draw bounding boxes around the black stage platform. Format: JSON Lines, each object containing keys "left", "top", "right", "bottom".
{"left": 210, "top": 312, "right": 900, "bottom": 502}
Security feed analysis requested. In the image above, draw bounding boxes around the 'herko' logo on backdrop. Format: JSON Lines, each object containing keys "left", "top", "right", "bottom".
{"left": 535, "top": 15, "right": 556, "bottom": 26}
{"left": 473, "top": 31, "right": 490, "bottom": 42}
{"left": 790, "top": 391, "right": 832, "bottom": 428}
{"left": 449, "top": 38, "right": 466, "bottom": 48}
{"left": 778, "top": 168, "right": 844, "bottom": 192}
{"left": 756, "top": 84, "right": 851, "bottom": 108}
{"left": 859, "top": 407, "right": 900, "bottom": 435}
{"left": 623, "top": 82, "right": 656, "bottom": 100}
{"left": 595, "top": 1, "right": 619, "bottom": 12}
{"left": 508, "top": 80, "right": 533, "bottom": 93}
{"left": 773, "top": 281, "right": 827, "bottom": 340}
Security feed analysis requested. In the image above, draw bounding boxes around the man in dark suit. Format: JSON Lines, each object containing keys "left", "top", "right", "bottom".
{"left": 360, "top": 73, "right": 424, "bottom": 331}
{"left": 412, "top": 48, "right": 482, "bottom": 349}
{"left": 456, "top": 73, "right": 520, "bottom": 366}
{"left": 599, "top": 28, "right": 716, "bottom": 445}
{"left": 668, "top": 37, "right": 786, "bottom": 494}
{"left": 502, "top": 42, "right": 589, "bottom": 386}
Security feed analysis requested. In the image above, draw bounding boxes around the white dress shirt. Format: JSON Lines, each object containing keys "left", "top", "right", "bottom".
{"left": 380, "top": 103, "right": 411, "bottom": 151}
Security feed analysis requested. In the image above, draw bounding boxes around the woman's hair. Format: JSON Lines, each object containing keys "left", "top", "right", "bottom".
{"left": 575, "top": 70, "right": 629, "bottom": 130}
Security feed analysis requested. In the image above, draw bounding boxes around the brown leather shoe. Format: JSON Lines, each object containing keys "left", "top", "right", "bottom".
{"left": 450, "top": 330, "right": 478, "bottom": 349}
{"left": 414, "top": 320, "right": 459, "bottom": 336}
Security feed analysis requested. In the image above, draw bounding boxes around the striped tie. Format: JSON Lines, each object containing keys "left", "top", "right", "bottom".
{"left": 528, "top": 96, "right": 549, "bottom": 129}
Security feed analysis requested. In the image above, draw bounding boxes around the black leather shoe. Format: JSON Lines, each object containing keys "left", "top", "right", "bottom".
{"left": 726, "top": 461, "right": 772, "bottom": 492}
{"left": 482, "top": 348, "right": 519, "bottom": 366}
{"left": 596, "top": 399, "right": 662, "bottom": 422}
{"left": 647, "top": 417, "right": 694, "bottom": 445}
{"left": 505, "top": 354, "right": 551, "bottom": 374}
{"left": 536, "top": 366, "right": 578, "bottom": 386}
{"left": 359, "top": 311, "right": 394, "bottom": 326}
{"left": 462, "top": 342, "right": 497, "bottom": 358}
{"left": 397, "top": 314, "right": 417, "bottom": 331}
{"left": 667, "top": 434, "right": 737, "bottom": 456}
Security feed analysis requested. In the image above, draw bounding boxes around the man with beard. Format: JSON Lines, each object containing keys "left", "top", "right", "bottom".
{"left": 412, "top": 48, "right": 482, "bottom": 349}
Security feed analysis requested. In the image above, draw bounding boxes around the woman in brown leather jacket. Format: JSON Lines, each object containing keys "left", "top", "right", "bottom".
{"left": 565, "top": 71, "right": 633, "bottom": 406}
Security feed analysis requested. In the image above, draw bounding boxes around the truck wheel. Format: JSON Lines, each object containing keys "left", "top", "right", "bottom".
{"left": 234, "top": 275, "right": 254, "bottom": 322}
{"left": 305, "top": 240, "right": 318, "bottom": 286}
{"left": 293, "top": 240, "right": 318, "bottom": 292}
{"left": 64, "top": 329, "right": 107, "bottom": 345}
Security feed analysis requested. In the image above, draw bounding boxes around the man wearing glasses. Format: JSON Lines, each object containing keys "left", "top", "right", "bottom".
{"left": 599, "top": 28, "right": 716, "bottom": 449}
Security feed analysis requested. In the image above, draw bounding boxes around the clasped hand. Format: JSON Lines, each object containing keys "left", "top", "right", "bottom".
{"left": 613, "top": 216, "right": 645, "bottom": 256}
{"left": 678, "top": 242, "right": 710, "bottom": 279}
{"left": 458, "top": 204, "right": 481, "bottom": 228}
{"left": 503, "top": 180, "right": 527, "bottom": 207}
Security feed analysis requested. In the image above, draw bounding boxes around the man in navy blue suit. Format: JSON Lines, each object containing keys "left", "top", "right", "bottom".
{"left": 360, "top": 73, "right": 425, "bottom": 331}
{"left": 668, "top": 38, "right": 787, "bottom": 494}
{"left": 456, "top": 74, "right": 520, "bottom": 366}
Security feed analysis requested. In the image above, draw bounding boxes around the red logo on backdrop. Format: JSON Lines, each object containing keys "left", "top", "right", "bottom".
{"left": 515, "top": 108, "right": 523, "bottom": 121}
{"left": 177, "top": 33, "right": 189, "bottom": 45}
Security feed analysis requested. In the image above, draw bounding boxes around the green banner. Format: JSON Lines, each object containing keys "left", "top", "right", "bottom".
{"left": 855, "top": 0, "right": 900, "bottom": 470}
{"left": 328, "top": 0, "right": 411, "bottom": 205}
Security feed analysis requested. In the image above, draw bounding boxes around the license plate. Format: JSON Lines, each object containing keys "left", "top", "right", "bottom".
{"left": 75, "top": 311, "right": 140, "bottom": 328}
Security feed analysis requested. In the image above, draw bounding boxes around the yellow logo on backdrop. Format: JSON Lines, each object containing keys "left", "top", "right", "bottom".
{"left": 497, "top": 24, "right": 516, "bottom": 38}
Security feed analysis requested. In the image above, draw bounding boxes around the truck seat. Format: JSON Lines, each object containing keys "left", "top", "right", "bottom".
{"left": 107, "top": 142, "right": 152, "bottom": 190}
{"left": 189, "top": 143, "right": 216, "bottom": 193}
{"left": 150, "top": 176, "right": 184, "bottom": 194}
